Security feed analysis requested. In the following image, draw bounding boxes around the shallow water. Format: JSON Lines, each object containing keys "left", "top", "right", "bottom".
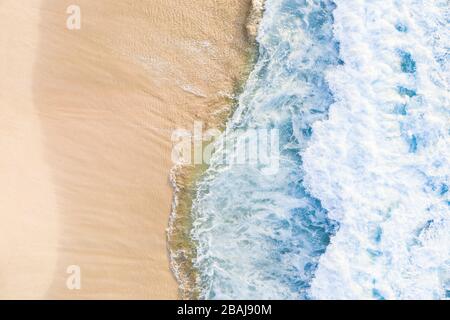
{"left": 191, "top": 0, "right": 340, "bottom": 299}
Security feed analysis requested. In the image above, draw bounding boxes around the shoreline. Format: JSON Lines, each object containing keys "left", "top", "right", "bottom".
{"left": 167, "top": 0, "right": 265, "bottom": 299}
{"left": 1, "top": 0, "right": 253, "bottom": 299}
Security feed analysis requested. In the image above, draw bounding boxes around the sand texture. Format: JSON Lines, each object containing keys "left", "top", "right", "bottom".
{"left": 0, "top": 0, "right": 251, "bottom": 299}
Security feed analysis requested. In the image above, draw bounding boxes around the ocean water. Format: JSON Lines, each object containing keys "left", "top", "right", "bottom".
{"left": 189, "top": 0, "right": 450, "bottom": 299}
{"left": 305, "top": 0, "right": 450, "bottom": 300}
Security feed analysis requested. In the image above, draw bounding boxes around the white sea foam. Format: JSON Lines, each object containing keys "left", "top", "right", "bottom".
{"left": 304, "top": 0, "right": 450, "bottom": 299}
{"left": 179, "top": 83, "right": 207, "bottom": 98}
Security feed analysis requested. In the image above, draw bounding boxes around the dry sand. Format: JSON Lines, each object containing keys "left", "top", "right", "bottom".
{"left": 0, "top": 0, "right": 251, "bottom": 299}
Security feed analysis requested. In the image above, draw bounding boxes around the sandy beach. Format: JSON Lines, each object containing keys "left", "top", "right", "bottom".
{"left": 0, "top": 0, "right": 251, "bottom": 299}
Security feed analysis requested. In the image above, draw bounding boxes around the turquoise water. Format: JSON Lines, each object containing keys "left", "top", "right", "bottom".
{"left": 190, "top": 0, "right": 450, "bottom": 299}
{"left": 191, "top": 0, "right": 340, "bottom": 299}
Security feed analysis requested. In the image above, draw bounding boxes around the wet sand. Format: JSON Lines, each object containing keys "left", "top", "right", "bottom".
{"left": 0, "top": 0, "right": 251, "bottom": 299}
